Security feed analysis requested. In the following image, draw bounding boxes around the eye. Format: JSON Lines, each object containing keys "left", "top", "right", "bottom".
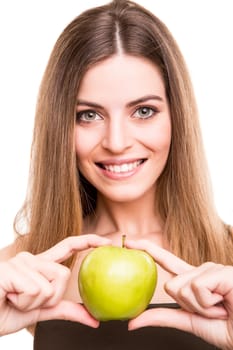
{"left": 133, "top": 106, "right": 157, "bottom": 119}
{"left": 76, "top": 110, "right": 102, "bottom": 122}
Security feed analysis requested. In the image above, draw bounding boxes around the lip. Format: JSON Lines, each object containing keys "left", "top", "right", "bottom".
{"left": 95, "top": 158, "right": 147, "bottom": 180}
{"left": 96, "top": 158, "right": 145, "bottom": 166}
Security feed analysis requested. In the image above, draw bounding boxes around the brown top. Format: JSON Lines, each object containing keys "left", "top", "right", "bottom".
{"left": 34, "top": 304, "right": 220, "bottom": 350}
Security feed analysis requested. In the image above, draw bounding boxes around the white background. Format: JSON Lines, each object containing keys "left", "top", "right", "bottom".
{"left": 0, "top": 0, "right": 232, "bottom": 348}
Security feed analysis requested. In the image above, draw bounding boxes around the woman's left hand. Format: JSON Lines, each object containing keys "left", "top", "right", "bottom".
{"left": 125, "top": 239, "right": 233, "bottom": 350}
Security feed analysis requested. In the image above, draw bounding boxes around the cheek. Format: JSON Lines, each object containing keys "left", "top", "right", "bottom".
{"left": 75, "top": 128, "right": 90, "bottom": 161}
{"left": 75, "top": 135, "right": 84, "bottom": 161}
{"left": 145, "top": 119, "right": 172, "bottom": 152}
{"left": 75, "top": 127, "right": 100, "bottom": 160}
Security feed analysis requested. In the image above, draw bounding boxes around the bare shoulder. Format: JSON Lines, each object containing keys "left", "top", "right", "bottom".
{"left": 0, "top": 235, "right": 28, "bottom": 261}
{"left": 0, "top": 243, "right": 16, "bottom": 261}
{"left": 227, "top": 224, "right": 233, "bottom": 238}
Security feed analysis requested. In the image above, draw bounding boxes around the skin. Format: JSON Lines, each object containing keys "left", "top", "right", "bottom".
{"left": 72, "top": 53, "right": 173, "bottom": 304}
{"left": 0, "top": 54, "right": 233, "bottom": 349}
{"left": 125, "top": 239, "right": 233, "bottom": 350}
{"left": 75, "top": 54, "right": 171, "bottom": 215}
{"left": 0, "top": 235, "right": 111, "bottom": 336}
{"left": 1, "top": 237, "right": 233, "bottom": 349}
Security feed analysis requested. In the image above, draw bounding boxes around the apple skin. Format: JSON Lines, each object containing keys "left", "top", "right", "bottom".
{"left": 78, "top": 245, "right": 157, "bottom": 321}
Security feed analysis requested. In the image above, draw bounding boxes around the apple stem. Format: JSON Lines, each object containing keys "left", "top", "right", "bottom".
{"left": 122, "top": 234, "right": 126, "bottom": 248}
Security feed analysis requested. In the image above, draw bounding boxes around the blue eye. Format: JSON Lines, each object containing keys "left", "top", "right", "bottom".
{"left": 76, "top": 110, "right": 102, "bottom": 122}
{"left": 133, "top": 107, "right": 157, "bottom": 119}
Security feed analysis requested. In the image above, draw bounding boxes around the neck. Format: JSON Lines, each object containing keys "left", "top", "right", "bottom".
{"left": 84, "top": 191, "right": 165, "bottom": 246}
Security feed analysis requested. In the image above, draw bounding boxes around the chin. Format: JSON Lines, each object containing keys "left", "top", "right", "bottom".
{"left": 103, "top": 188, "right": 151, "bottom": 203}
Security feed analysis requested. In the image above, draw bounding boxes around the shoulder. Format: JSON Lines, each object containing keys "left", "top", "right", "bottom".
{"left": 0, "top": 244, "right": 16, "bottom": 261}
{"left": 226, "top": 225, "right": 233, "bottom": 238}
{"left": 0, "top": 234, "right": 28, "bottom": 261}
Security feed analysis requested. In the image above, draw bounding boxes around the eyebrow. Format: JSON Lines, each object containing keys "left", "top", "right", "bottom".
{"left": 76, "top": 94, "right": 164, "bottom": 109}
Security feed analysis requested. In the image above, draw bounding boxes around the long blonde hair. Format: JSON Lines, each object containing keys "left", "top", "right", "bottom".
{"left": 15, "top": 0, "right": 233, "bottom": 265}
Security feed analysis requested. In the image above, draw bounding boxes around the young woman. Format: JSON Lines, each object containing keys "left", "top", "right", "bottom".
{"left": 0, "top": 0, "right": 232, "bottom": 348}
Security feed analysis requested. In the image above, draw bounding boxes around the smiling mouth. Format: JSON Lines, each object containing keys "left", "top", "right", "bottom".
{"left": 96, "top": 159, "right": 146, "bottom": 173}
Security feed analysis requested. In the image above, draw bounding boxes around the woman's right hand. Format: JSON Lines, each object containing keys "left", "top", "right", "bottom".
{"left": 0, "top": 234, "right": 111, "bottom": 336}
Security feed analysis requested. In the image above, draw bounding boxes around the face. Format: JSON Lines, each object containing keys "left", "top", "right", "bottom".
{"left": 75, "top": 54, "right": 171, "bottom": 203}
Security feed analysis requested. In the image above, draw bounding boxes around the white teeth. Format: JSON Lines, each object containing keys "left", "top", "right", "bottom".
{"left": 103, "top": 160, "right": 142, "bottom": 173}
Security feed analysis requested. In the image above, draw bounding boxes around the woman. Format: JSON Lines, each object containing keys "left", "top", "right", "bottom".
{"left": 0, "top": 0, "right": 232, "bottom": 348}
{"left": 1, "top": 237, "right": 233, "bottom": 349}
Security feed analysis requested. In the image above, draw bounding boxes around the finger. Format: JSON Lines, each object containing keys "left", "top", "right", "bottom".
{"left": 0, "top": 257, "right": 53, "bottom": 310}
{"left": 125, "top": 239, "right": 192, "bottom": 275}
{"left": 3, "top": 301, "right": 99, "bottom": 335}
{"left": 128, "top": 307, "right": 193, "bottom": 331}
{"left": 165, "top": 263, "right": 220, "bottom": 307}
{"left": 40, "top": 264, "right": 70, "bottom": 308}
{"left": 190, "top": 265, "right": 233, "bottom": 308}
{"left": 6, "top": 272, "right": 53, "bottom": 311}
{"left": 3, "top": 252, "right": 67, "bottom": 310}
{"left": 39, "top": 235, "right": 112, "bottom": 263}
{"left": 164, "top": 262, "right": 228, "bottom": 318}
{"left": 128, "top": 307, "right": 226, "bottom": 347}
{"left": 166, "top": 290, "right": 227, "bottom": 320}
{"left": 7, "top": 261, "right": 70, "bottom": 310}
{"left": 0, "top": 261, "right": 33, "bottom": 299}
{"left": 26, "top": 259, "right": 70, "bottom": 308}
{"left": 38, "top": 301, "right": 99, "bottom": 328}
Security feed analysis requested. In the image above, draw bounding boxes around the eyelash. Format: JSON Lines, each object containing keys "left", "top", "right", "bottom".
{"left": 76, "top": 110, "right": 101, "bottom": 123}
{"left": 133, "top": 106, "right": 159, "bottom": 119}
{"left": 76, "top": 106, "right": 159, "bottom": 123}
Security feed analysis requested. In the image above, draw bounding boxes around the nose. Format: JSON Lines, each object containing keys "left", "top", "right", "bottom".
{"left": 101, "top": 117, "right": 132, "bottom": 154}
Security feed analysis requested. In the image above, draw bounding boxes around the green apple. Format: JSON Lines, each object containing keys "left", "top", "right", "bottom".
{"left": 78, "top": 240, "right": 157, "bottom": 321}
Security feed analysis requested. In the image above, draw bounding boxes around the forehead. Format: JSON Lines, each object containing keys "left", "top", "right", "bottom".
{"left": 77, "top": 54, "right": 166, "bottom": 105}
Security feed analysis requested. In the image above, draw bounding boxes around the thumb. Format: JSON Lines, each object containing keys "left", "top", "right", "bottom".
{"left": 4, "top": 301, "right": 99, "bottom": 335}
{"left": 37, "top": 300, "right": 99, "bottom": 328}
{"left": 128, "top": 307, "right": 193, "bottom": 332}
{"left": 128, "top": 307, "right": 226, "bottom": 348}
